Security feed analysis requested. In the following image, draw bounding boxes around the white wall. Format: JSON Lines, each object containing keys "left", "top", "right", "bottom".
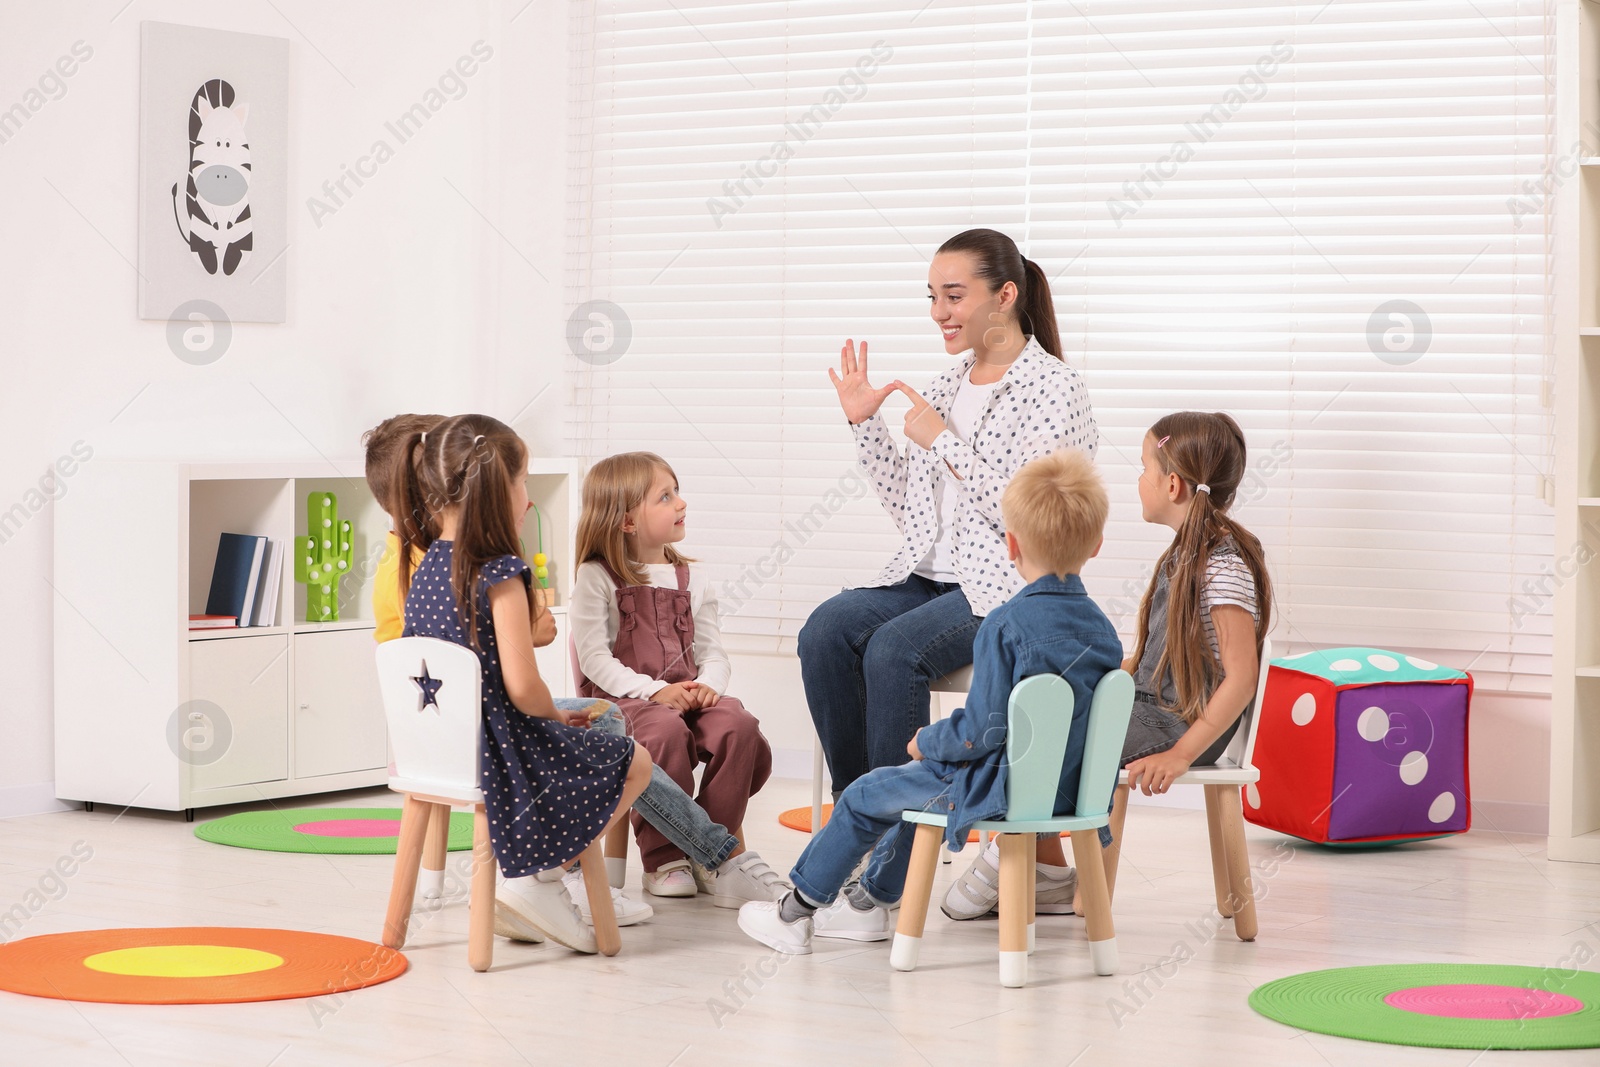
{"left": 0, "top": 0, "right": 568, "bottom": 814}
{"left": 0, "top": 2, "right": 1555, "bottom": 836}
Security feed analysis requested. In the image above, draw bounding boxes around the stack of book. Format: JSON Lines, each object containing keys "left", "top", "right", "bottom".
{"left": 191, "top": 532, "right": 285, "bottom": 631}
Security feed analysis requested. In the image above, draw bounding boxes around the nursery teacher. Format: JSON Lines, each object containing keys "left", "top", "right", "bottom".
{"left": 799, "top": 228, "right": 1098, "bottom": 797}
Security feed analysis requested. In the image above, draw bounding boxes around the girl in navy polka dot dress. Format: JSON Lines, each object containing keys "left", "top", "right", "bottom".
{"left": 401, "top": 414, "right": 653, "bottom": 954}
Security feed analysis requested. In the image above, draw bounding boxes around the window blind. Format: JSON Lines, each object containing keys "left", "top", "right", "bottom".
{"left": 567, "top": 0, "right": 1554, "bottom": 692}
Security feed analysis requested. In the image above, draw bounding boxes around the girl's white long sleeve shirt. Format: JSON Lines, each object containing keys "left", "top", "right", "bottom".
{"left": 569, "top": 560, "right": 734, "bottom": 700}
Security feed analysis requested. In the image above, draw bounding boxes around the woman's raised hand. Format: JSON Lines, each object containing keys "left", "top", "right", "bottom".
{"left": 829, "top": 339, "right": 897, "bottom": 425}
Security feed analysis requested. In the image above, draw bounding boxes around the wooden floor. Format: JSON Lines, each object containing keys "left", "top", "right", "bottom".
{"left": 0, "top": 779, "right": 1595, "bottom": 1066}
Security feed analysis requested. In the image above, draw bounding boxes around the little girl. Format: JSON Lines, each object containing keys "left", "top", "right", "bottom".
{"left": 401, "top": 414, "right": 653, "bottom": 954}
{"left": 945, "top": 411, "right": 1272, "bottom": 922}
{"left": 1121, "top": 410, "right": 1273, "bottom": 790}
{"left": 571, "top": 452, "right": 774, "bottom": 900}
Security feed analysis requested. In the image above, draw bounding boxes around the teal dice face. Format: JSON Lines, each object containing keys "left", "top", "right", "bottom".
{"left": 295, "top": 493, "right": 354, "bottom": 622}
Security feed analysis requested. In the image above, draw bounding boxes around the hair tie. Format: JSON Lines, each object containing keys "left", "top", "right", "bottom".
{"left": 1195, "top": 483, "right": 1211, "bottom": 495}
{"left": 473, "top": 434, "right": 485, "bottom": 445}
{"left": 419, "top": 431, "right": 427, "bottom": 444}
{"left": 1156, "top": 435, "right": 1171, "bottom": 449}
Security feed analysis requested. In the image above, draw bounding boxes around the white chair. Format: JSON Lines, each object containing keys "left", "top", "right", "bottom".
{"left": 1105, "top": 636, "right": 1273, "bottom": 942}
{"left": 375, "top": 637, "right": 620, "bottom": 969}
{"left": 810, "top": 665, "right": 975, "bottom": 856}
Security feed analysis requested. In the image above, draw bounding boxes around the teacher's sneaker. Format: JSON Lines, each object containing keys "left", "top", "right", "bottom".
{"left": 562, "top": 868, "right": 654, "bottom": 927}
{"left": 737, "top": 898, "right": 813, "bottom": 955}
{"left": 711, "top": 851, "right": 790, "bottom": 909}
{"left": 496, "top": 875, "right": 597, "bottom": 953}
{"left": 942, "top": 840, "right": 1080, "bottom": 920}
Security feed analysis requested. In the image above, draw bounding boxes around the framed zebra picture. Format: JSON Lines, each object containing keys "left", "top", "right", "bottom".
{"left": 138, "top": 22, "right": 288, "bottom": 324}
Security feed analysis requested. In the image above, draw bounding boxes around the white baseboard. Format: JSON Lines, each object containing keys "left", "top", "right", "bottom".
{"left": 1470, "top": 799, "right": 1549, "bottom": 836}
{"left": 0, "top": 782, "right": 76, "bottom": 819}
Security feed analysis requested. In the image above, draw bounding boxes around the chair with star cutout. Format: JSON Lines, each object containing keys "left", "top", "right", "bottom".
{"left": 375, "top": 636, "right": 621, "bottom": 970}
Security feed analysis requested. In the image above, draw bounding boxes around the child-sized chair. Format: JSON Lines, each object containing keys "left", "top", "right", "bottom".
{"left": 890, "top": 669, "right": 1135, "bottom": 988}
{"left": 1104, "top": 637, "right": 1272, "bottom": 943}
{"left": 375, "top": 636, "right": 620, "bottom": 970}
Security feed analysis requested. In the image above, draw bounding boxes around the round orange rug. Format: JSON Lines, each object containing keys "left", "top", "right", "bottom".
{"left": 779, "top": 806, "right": 1069, "bottom": 843}
{"left": 0, "top": 928, "right": 406, "bottom": 1004}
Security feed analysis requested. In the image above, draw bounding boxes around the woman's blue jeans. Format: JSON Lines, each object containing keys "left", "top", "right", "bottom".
{"left": 797, "top": 577, "right": 981, "bottom": 797}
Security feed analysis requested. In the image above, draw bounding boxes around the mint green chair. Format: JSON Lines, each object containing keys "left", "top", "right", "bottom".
{"left": 889, "top": 669, "right": 1134, "bottom": 988}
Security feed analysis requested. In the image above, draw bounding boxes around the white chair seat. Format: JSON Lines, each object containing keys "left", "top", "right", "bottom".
{"left": 386, "top": 777, "right": 484, "bottom": 805}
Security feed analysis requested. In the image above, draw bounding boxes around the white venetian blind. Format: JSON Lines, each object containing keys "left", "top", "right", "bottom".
{"left": 567, "top": 0, "right": 1555, "bottom": 691}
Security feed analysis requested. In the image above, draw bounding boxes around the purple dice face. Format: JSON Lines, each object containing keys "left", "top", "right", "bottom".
{"left": 1327, "top": 682, "right": 1469, "bottom": 840}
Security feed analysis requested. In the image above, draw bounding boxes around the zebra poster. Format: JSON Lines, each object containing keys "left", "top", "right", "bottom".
{"left": 138, "top": 22, "right": 287, "bottom": 323}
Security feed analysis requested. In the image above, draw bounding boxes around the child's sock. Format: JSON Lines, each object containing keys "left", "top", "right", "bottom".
{"left": 779, "top": 889, "right": 820, "bottom": 923}
{"left": 844, "top": 881, "right": 889, "bottom": 912}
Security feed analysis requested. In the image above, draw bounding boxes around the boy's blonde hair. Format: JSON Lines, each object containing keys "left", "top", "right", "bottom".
{"left": 1001, "top": 450, "right": 1107, "bottom": 577}
{"left": 575, "top": 451, "right": 694, "bottom": 586}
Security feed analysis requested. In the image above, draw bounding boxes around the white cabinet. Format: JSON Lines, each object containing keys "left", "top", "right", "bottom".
{"left": 188, "top": 635, "right": 291, "bottom": 791}
{"left": 293, "top": 628, "right": 387, "bottom": 780}
{"left": 53, "top": 457, "right": 581, "bottom": 815}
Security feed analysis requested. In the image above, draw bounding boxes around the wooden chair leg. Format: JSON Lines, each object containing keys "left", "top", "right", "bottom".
{"left": 467, "top": 804, "right": 496, "bottom": 972}
{"left": 604, "top": 820, "right": 629, "bottom": 858}
{"left": 1203, "top": 785, "right": 1236, "bottom": 918}
{"left": 580, "top": 840, "right": 621, "bottom": 957}
{"left": 1025, "top": 833, "right": 1038, "bottom": 956}
{"left": 420, "top": 803, "right": 450, "bottom": 900}
{"left": 1087, "top": 785, "right": 1130, "bottom": 914}
{"left": 997, "top": 834, "right": 1030, "bottom": 987}
{"left": 383, "top": 794, "right": 431, "bottom": 950}
{"left": 1069, "top": 828, "right": 1118, "bottom": 976}
{"left": 1214, "top": 786, "right": 1259, "bottom": 942}
{"left": 890, "top": 823, "right": 944, "bottom": 971}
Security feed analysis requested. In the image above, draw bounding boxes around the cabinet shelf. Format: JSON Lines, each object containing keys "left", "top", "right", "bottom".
{"left": 1551, "top": 0, "right": 1600, "bottom": 863}
{"left": 54, "top": 457, "right": 580, "bottom": 814}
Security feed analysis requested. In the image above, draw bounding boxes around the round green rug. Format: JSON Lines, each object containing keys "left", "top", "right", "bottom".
{"left": 1249, "top": 964, "right": 1600, "bottom": 1050}
{"left": 194, "top": 807, "right": 473, "bottom": 855}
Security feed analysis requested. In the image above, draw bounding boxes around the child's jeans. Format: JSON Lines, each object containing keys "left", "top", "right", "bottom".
{"left": 788, "top": 758, "right": 957, "bottom": 908}
{"left": 581, "top": 703, "right": 739, "bottom": 871}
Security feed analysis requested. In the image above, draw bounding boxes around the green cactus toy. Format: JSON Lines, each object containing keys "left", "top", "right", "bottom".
{"left": 295, "top": 492, "right": 354, "bottom": 622}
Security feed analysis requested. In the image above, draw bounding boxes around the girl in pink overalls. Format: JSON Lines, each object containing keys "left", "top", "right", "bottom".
{"left": 570, "top": 452, "right": 773, "bottom": 900}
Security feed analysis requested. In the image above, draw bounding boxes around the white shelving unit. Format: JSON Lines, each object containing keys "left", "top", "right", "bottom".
{"left": 1551, "top": 1, "right": 1600, "bottom": 862}
{"left": 53, "top": 457, "right": 580, "bottom": 816}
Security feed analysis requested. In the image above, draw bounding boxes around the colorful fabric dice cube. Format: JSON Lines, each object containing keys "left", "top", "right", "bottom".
{"left": 1244, "top": 647, "right": 1472, "bottom": 845}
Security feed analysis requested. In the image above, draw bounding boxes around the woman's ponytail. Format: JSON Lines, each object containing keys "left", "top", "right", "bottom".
{"left": 1020, "top": 257, "right": 1061, "bottom": 360}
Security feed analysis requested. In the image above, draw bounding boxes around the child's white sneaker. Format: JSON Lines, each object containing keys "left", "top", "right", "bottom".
{"left": 813, "top": 895, "right": 895, "bottom": 942}
{"left": 496, "top": 874, "right": 597, "bottom": 953}
{"left": 711, "top": 851, "right": 789, "bottom": 909}
{"left": 642, "top": 859, "right": 698, "bottom": 898}
{"left": 737, "top": 899, "right": 813, "bottom": 955}
{"left": 690, "top": 860, "right": 717, "bottom": 896}
{"left": 562, "top": 868, "right": 654, "bottom": 927}
{"left": 492, "top": 903, "right": 547, "bottom": 944}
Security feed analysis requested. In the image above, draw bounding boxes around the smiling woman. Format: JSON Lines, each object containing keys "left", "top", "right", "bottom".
{"left": 800, "top": 228, "right": 1099, "bottom": 797}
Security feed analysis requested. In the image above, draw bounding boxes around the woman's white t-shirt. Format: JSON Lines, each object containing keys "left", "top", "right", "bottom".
{"left": 915, "top": 374, "right": 1000, "bottom": 583}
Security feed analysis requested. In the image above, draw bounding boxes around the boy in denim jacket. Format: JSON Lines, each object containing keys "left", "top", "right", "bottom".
{"left": 740, "top": 450, "right": 1122, "bottom": 953}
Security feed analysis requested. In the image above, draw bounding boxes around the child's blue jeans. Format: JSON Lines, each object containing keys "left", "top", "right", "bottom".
{"left": 788, "top": 758, "right": 957, "bottom": 908}
{"left": 579, "top": 702, "right": 739, "bottom": 871}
